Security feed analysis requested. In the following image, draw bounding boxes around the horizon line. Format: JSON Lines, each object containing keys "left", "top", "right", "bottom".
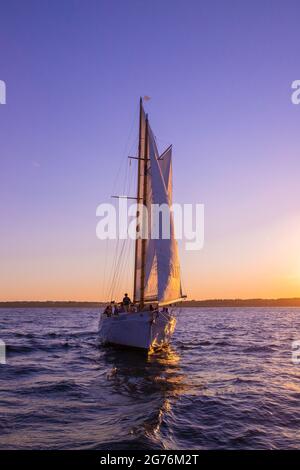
{"left": 1, "top": 297, "right": 300, "bottom": 303}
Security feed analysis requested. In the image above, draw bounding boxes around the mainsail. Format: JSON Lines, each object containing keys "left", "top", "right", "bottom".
{"left": 133, "top": 99, "right": 183, "bottom": 306}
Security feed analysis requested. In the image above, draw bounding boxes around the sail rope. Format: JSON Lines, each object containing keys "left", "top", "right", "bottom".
{"left": 101, "top": 103, "right": 139, "bottom": 302}
{"left": 104, "top": 135, "right": 138, "bottom": 301}
{"left": 114, "top": 134, "right": 138, "bottom": 297}
{"left": 110, "top": 148, "right": 137, "bottom": 300}
{"left": 112, "top": 233, "right": 133, "bottom": 300}
{"left": 108, "top": 239, "right": 127, "bottom": 300}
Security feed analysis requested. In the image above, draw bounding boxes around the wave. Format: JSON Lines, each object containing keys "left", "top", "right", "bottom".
{"left": 16, "top": 379, "right": 80, "bottom": 396}
{"left": 243, "top": 344, "right": 277, "bottom": 353}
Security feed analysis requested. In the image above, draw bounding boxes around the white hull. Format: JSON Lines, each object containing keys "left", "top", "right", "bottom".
{"left": 98, "top": 310, "right": 176, "bottom": 350}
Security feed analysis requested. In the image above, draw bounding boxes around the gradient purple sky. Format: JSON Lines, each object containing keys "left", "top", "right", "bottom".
{"left": 1, "top": 0, "right": 300, "bottom": 301}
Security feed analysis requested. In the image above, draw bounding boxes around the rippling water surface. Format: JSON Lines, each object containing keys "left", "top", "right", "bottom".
{"left": 1, "top": 307, "right": 300, "bottom": 449}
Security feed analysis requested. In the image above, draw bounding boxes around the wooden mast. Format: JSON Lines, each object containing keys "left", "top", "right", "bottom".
{"left": 140, "top": 113, "right": 149, "bottom": 308}
{"left": 133, "top": 98, "right": 143, "bottom": 304}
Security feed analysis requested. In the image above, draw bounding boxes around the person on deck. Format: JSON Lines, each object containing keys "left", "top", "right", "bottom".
{"left": 113, "top": 303, "right": 119, "bottom": 315}
{"left": 104, "top": 305, "right": 112, "bottom": 317}
{"left": 122, "top": 293, "right": 131, "bottom": 311}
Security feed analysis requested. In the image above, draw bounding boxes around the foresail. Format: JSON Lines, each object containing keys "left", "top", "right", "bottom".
{"left": 158, "top": 146, "right": 172, "bottom": 202}
{"left": 146, "top": 126, "right": 182, "bottom": 305}
{"left": 143, "top": 127, "right": 158, "bottom": 301}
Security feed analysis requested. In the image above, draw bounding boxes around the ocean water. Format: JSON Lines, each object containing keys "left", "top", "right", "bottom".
{"left": 0, "top": 307, "right": 300, "bottom": 450}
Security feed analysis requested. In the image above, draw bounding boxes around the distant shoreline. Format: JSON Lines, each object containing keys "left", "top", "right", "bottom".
{"left": 1, "top": 298, "right": 300, "bottom": 308}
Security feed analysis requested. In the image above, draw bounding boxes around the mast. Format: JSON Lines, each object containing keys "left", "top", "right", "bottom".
{"left": 133, "top": 98, "right": 144, "bottom": 303}
{"left": 140, "top": 114, "right": 149, "bottom": 307}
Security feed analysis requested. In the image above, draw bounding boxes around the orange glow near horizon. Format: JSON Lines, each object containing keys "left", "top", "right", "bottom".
{"left": 1, "top": 214, "right": 300, "bottom": 302}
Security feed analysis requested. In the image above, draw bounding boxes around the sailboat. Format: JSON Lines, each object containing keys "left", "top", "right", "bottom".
{"left": 99, "top": 98, "right": 186, "bottom": 350}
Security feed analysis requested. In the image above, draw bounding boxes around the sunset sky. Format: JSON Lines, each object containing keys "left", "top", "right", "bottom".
{"left": 1, "top": 0, "right": 300, "bottom": 301}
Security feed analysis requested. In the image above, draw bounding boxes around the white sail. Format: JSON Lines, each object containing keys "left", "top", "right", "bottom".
{"left": 143, "top": 128, "right": 158, "bottom": 302}
{"left": 134, "top": 106, "right": 159, "bottom": 303}
{"left": 158, "top": 145, "right": 172, "bottom": 201}
{"left": 145, "top": 126, "right": 182, "bottom": 305}
{"left": 134, "top": 103, "right": 183, "bottom": 306}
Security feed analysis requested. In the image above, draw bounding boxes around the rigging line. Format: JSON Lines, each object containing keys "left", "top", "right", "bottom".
{"left": 108, "top": 156, "right": 130, "bottom": 296}
{"left": 122, "top": 163, "right": 128, "bottom": 197}
{"left": 117, "top": 150, "right": 135, "bottom": 296}
{"left": 108, "top": 247, "right": 122, "bottom": 300}
{"left": 174, "top": 239, "right": 186, "bottom": 299}
{"left": 113, "top": 158, "right": 133, "bottom": 298}
{"left": 119, "top": 236, "right": 135, "bottom": 300}
{"left": 111, "top": 238, "right": 127, "bottom": 297}
{"left": 122, "top": 136, "right": 138, "bottom": 195}
{"left": 126, "top": 155, "right": 135, "bottom": 201}
{"left": 106, "top": 177, "right": 131, "bottom": 300}
{"left": 110, "top": 233, "right": 129, "bottom": 297}
{"left": 113, "top": 207, "right": 134, "bottom": 296}
{"left": 123, "top": 136, "right": 136, "bottom": 195}
{"left": 105, "top": 238, "right": 115, "bottom": 300}
{"left": 127, "top": 243, "right": 134, "bottom": 300}
{"left": 109, "top": 238, "right": 128, "bottom": 300}
{"left": 105, "top": 105, "right": 141, "bottom": 302}
{"left": 122, "top": 104, "right": 139, "bottom": 159}
{"left": 103, "top": 107, "right": 138, "bottom": 302}
{"left": 110, "top": 147, "right": 136, "bottom": 299}
{"left": 106, "top": 108, "right": 140, "bottom": 300}
{"left": 102, "top": 162, "right": 132, "bottom": 301}
{"left": 106, "top": 236, "right": 121, "bottom": 300}
{"left": 101, "top": 236, "right": 109, "bottom": 301}
{"left": 122, "top": 136, "right": 136, "bottom": 196}
{"left": 158, "top": 144, "right": 172, "bottom": 160}
{"left": 129, "top": 238, "right": 135, "bottom": 295}
{"left": 113, "top": 237, "right": 131, "bottom": 300}
{"left": 112, "top": 177, "right": 135, "bottom": 299}
{"left": 110, "top": 104, "right": 139, "bottom": 196}
{"left": 101, "top": 149, "right": 131, "bottom": 301}
{"left": 101, "top": 205, "right": 121, "bottom": 301}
